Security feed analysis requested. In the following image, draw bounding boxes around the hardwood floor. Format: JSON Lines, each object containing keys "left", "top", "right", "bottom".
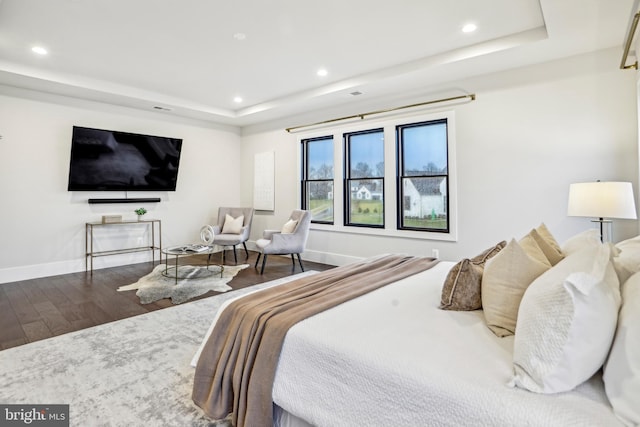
{"left": 0, "top": 251, "right": 334, "bottom": 350}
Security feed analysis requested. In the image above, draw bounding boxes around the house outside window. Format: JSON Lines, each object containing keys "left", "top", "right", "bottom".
{"left": 344, "top": 128, "right": 384, "bottom": 228}
{"left": 397, "top": 119, "right": 449, "bottom": 232}
{"left": 301, "top": 136, "right": 334, "bottom": 223}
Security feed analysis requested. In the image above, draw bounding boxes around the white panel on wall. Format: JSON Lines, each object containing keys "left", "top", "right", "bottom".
{"left": 254, "top": 151, "right": 275, "bottom": 211}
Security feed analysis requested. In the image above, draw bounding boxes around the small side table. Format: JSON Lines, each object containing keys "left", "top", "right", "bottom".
{"left": 162, "top": 245, "right": 224, "bottom": 284}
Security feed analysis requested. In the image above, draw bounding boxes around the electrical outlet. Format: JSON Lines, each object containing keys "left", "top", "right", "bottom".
{"left": 431, "top": 249, "right": 439, "bottom": 259}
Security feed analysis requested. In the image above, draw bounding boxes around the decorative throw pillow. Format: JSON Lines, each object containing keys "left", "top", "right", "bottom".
{"left": 530, "top": 226, "right": 564, "bottom": 266}
{"left": 481, "top": 239, "right": 550, "bottom": 337}
{"left": 281, "top": 219, "right": 298, "bottom": 234}
{"left": 519, "top": 233, "right": 551, "bottom": 267}
{"left": 603, "top": 271, "right": 640, "bottom": 426}
{"left": 221, "top": 214, "right": 244, "bottom": 234}
{"left": 439, "top": 241, "right": 506, "bottom": 311}
{"left": 511, "top": 243, "right": 620, "bottom": 394}
{"left": 612, "top": 234, "right": 640, "bottom": 284}
{"left": 536, "top": 223, "right": 563, "bottom": 252}
{"left": 561, "top": 229, "right": 601, "bottom": 256}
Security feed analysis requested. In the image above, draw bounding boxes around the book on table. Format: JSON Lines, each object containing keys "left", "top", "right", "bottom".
{"left": 180, "top": 244, "right": 210, "bottom": 253}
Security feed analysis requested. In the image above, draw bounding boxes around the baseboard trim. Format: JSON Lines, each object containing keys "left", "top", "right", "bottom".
{"left": 0, "top": 252, "right": 156, "bottom": 285}
{"left": 245, "top": 240, "right": 360, "bottom": 267}
{"left": 0, "top": 244, "right": 356, "bottom": 284}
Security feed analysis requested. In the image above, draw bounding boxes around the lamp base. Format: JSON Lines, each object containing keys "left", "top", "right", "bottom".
{"left": 590, "top": 218, "right": 613, "bottom": 243}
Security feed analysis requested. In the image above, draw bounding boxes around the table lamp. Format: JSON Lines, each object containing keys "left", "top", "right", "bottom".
{"left": 567, "top": 181, "right": 637, "bottom": 242}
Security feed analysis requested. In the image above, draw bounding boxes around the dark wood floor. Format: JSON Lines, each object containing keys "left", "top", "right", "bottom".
{"left": 0, "top": 251, "right": 334, "bottom": 350}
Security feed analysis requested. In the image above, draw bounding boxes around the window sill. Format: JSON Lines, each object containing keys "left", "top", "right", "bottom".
{"left": 309, "top": 222, "right": 457, "bottom": 242}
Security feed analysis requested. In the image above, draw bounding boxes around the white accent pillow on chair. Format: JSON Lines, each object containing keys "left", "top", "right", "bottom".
{"left": 222, "top": 214, "right": 244, "bottom": 234}
{"left": 281, "top": 219, "right": 298, "bottom": 234}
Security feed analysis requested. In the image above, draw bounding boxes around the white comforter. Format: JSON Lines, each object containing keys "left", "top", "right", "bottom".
{"left": 271, "top": 262, "right": 621, "bottom": 427}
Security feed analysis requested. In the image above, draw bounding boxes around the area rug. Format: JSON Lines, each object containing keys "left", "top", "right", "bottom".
{"left": 0, "top": 271, "right": 317, "bottom": 427}
{"left": 117, "top": 263, "right": 249, "bottom": 304}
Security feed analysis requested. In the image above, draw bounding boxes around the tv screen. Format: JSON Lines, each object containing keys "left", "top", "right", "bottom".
{"left": 67, "top": 126, "right": 182, "bottom": 191}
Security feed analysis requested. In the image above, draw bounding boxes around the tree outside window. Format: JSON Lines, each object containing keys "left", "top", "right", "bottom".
{"left": 344, "top": 129, "right": 384, "bottom": 227}
{"left": 397, "top": 119, "right": 449, "bottom": 232}
{"left": 301, "top": 136, "right": 334, "bottom": 223}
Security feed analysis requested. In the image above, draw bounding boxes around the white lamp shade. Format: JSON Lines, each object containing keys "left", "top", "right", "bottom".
{"left": 568, "top": 181, "right": 637, "bottom": 219}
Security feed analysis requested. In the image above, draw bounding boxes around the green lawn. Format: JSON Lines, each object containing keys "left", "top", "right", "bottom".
{"left": 350, "top": 200, "right": 383, "bottom": 225}
{"left": 403, "top": 218, "right": 447, "bottom": 229}
{"left": 309, "top": 198, "right": 447, "bottom": 229}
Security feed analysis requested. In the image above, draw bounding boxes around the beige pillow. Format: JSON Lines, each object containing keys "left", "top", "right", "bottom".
{"left": 439, "top": 241, "right": 506, "bottom": 311}
{"left": 221, "top": 214, "right": 244, "bottom": 234}
{"left": 536, "top": 223, "right": 562, "bottom": 252}
{"left": 482, "top": 239, "right": 550, "bottom": 337}
{"left": 281, "top": 219, "right": 298, "bottom": 234}
{"left": 519, "top": 233, "right": 551, "bottom": 267}
{"left": 531, "top": 227, "right": 564, "bottom": 266}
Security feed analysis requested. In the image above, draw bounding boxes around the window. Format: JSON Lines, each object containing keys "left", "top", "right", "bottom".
{"left": 301, "top": 136, "right": 334, "bottom": 223}
{"left": 397, "top": 119, "right": 449, "bottom": 232}
{"left": 344, "top": 129, "right": 384, "bottom": 227}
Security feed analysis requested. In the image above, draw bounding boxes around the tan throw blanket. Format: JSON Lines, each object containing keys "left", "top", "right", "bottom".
{"left": 192, "top": 254, "right": 438, "bottom": 427}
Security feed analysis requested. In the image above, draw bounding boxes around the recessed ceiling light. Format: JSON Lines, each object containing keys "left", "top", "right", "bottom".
{"left": 233, "top": 96, "right": 243, "bottom": 103}
{"left": 317, "top": 68, "right": 328, "bottom": 77}
{"left": 31, "top": 46, "right": 48, "bottom": 55}
{"left": 462, "top": 23, "right": 477, "bottom": 33}
{"left": 233, "top": 33, "right": 247, "bottom": 41}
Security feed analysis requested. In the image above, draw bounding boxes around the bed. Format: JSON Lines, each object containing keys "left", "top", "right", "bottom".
{"left": 192, "top": 228, "right": 640, "bottom": 427}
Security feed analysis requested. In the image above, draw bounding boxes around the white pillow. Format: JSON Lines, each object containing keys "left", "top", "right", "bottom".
{"left": 561, "top": 229, "right": 601, "bottom": 256}
{"left": 511, "top": 243, "right": 621, "bottom": 393}
{"left": 482, "top": 239, "right": 549, "bottom": 337}
{"left": 221, "top": 214, "right": 244, "bottom": 234}
{"left": 603, "top": 271, "right": 640, "bottom": 426}
{"left": 613, "top": 234, "right": 640, "bottom": 284}
{"left": 281, "top": 219, "right": 298, "bottom": 234}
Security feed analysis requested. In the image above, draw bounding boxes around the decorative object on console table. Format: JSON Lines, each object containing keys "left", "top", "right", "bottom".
{"left": 567, "top": 181, "right": 637, "bottom": 242}
{"left": 134, "top": 207, "right": 147, "bottom": 221}
{"left": 101, "top": 215, "right": 122, "bottom": 224}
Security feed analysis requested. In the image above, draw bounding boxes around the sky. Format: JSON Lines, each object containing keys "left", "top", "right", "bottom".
{"left": 306, "top": 121, "right": 448, "bottom": 177}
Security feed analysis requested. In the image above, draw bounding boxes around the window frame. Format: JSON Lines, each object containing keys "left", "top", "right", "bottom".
{"left": 296, "top": 110, "right": 457, "bottom": 242}
{"left": 301, "top": 135, "right": 335, "bottom": 225}
{"left": 396, "top": 118, "right": 450, "bottom": 233}
{"left": 343, "top": 128, "right": 385, "bottom": 229}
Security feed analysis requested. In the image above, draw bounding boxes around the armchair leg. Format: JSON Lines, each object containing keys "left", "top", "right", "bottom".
{"left": 260, "top": 254, "right": 268, "bottom": 275}
{"left": 242, "top": 242, "right": 249, "bottom": 259}
{"left": 255, "top": 253, "right": 261, "bottom": 269}
{"left": 233, "top": 246, "right": 238, "bottom": 264}
{"left": 296, "top": 253, "right": 305, "bottom": 272}
{"left": 290, "top": 254, "right": 295, "bottom": 270}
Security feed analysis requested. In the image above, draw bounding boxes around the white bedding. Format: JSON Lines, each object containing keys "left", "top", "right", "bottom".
{"left": 270, "top": 261, "right": 622, "bottom": 427}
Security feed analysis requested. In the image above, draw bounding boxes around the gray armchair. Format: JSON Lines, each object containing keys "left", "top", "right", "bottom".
{"left": 254, "top": 210, "right": 311, "bottom": 274}
{"left": 210, "top": 207, "right": 254, "bottom": 264}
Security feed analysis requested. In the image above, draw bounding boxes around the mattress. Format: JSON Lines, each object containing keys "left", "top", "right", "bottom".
{"left": 270, "top": 261, "right": 621, "bottom": 427}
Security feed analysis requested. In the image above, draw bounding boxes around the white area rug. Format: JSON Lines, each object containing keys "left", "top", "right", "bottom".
{"left": 117, "top": 263, "right": 249, "bottom": 304}
{"left": 0, "top": 271, "right": 317, "bottom": 426}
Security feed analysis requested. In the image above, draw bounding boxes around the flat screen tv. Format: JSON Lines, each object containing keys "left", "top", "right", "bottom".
{"left": 67, "top": 126, "right": 183, "bottom": 191}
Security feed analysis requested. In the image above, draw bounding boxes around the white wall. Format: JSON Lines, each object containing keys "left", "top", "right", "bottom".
{"left": 241, "top": 48, "right": 639, "bottom": 265}
{"left": 0, "top": 93, "right": 242, "bottom": 283}
{"left": 1, "top": 48, "right": 637, "bottom": 282}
